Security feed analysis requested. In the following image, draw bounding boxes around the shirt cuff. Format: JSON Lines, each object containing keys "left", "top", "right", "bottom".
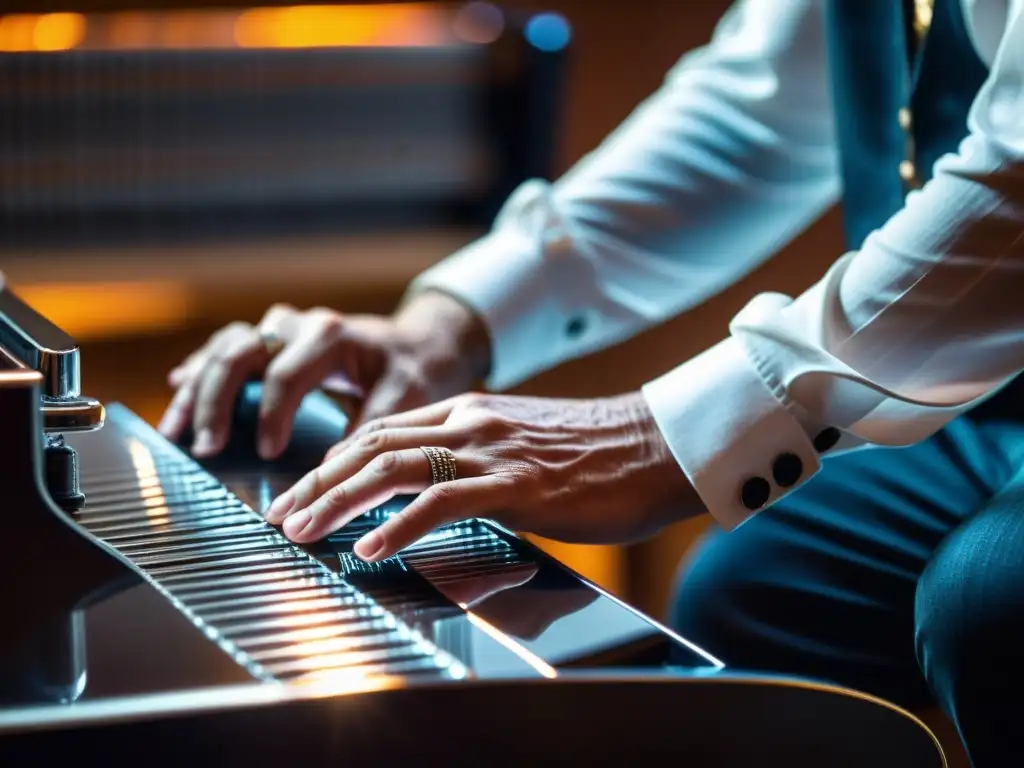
{"left": 407, "top": 180, "right": 596, "bottom": 391}
{"left": 641, "top": 336, "right": 827, "bottom": 530}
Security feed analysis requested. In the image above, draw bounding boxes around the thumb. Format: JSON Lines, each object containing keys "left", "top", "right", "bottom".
{"left": 355, "top": 374, "right": 418, "bottom": 430}
{"left": 323, "top": 374, "right": 423, "bottom": 462}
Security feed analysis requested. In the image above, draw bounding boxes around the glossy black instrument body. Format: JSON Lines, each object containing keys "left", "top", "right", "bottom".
{"left": 0, "top": 380, "right": 721, "bottom": 740}
{"left": 0, "top": 303, "right": 946, "bottom": 765}
{"left": 0, "top": 395, "right": 950, "bottom": 767}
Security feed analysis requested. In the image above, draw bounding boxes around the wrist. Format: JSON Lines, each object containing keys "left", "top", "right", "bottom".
{"left": 394, "top": 289, "right": 493, "bottom": 384}
{"left": 619, "top": 391, "right": 700, "bottom": 520}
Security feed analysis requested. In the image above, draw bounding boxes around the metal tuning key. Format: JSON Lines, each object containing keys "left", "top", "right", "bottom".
{"left": 0, "top": 282, "right": 104, "bottom": 511}
{"left": 0, "top": 279, "right": 133, "bottom": 662}
{"left": 0, "top": 282, "right": 104, "bottom": 435}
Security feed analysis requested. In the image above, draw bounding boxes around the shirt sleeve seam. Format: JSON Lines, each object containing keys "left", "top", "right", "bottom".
{"left": 739, "top": 335, "right": 821, "bottom": 437}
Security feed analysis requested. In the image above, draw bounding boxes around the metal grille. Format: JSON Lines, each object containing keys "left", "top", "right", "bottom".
{"left": 71, "top": 407, "right": 467, "bottom": 684}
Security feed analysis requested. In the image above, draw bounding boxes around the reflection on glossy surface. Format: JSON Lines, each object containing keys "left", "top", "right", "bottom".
{"left": 316, "top": 504, "right": 698, "bottom": 670}
{"left": 40, "top": 611, "right": 87, "bottom": 704}
{"left": 0, "top": 403, "right": 722, "bottom": 713}
{"left": 0, "top": 281, "right": 81, "bottom": 398}
{"left": 67, "top": 409, "right": 463, "bottom": 691}
{"left": 464, "top": 612, "right": 557, "bottom": 679}
{"left": 0, "top": 611, "right": 88, "bottom": 706}
{"left": 126, "top": 436, "right": 167, "bottom": 524}
{"left": 0, "top": 579, "right": 256, "bottom": 708}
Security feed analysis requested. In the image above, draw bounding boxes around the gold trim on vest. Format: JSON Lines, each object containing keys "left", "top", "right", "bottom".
{"left": 899, "top": 0, "right": 935, "bottom": 191}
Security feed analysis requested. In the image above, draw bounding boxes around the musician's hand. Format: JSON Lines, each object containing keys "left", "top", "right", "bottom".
{"left": 265, "top": 391, "right": 699, "bottom": 559}
{"left": 157, "top": 291, "right": 491, "bottom": 460}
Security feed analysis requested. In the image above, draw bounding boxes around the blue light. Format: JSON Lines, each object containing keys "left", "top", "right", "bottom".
{"left": 524, "top": 12, "right": 571, "bottom": 52}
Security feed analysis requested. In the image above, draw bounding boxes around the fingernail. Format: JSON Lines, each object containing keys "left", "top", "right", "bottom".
{"left": 282, "top": 508, "right": 312, "bottom": 539}
{"left": 354, "top": 531, "right": 384, "bottom": 562}
{"left": 258, "top": 433, "right": 277, "bottom": 460}
{"left": 191, "top": 428, "right": 215, "bottom": 457}
{"left": 265, "top": 491, "right": 294, "bottom": 522}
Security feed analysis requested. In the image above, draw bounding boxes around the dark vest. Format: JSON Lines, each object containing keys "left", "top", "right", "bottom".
{"left": 824, "top": 0, "right": 989, "bottom": 249}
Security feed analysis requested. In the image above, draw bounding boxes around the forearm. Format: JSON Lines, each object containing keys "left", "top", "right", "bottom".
{"left": 393, "top": 289, "right": 493, "bottom": 384}
{"left": 410, "top": 0, "right": 839, "bottom": 391}
{"left": 644, "top": 8, "right": 1024, "bottom": 529}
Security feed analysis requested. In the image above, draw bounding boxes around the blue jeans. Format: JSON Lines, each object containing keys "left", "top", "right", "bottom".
{"left": 671, "top": 378, "right": 1024, "bottom": 767}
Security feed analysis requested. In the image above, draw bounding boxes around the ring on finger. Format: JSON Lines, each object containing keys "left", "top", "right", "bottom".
{"left": 420, "top": 446, "right": 457, "bottom": 485}
{"left": 259, "top": 330, "right": 286, "bottom": 359}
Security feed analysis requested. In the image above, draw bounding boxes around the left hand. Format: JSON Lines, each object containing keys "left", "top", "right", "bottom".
{"left": 264, "top": 391, "right": 700, "bottom": 561}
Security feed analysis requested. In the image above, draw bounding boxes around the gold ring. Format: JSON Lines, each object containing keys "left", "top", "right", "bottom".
{"left": 421, "top": 446, "right": 457, "bottom": 486}
{"left": 260, "top": 331, "right": 285, "bottom": 359}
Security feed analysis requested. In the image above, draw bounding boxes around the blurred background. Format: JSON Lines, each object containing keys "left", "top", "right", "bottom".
{"left": 0, "top": 0, "right": 843, "bottom": 621}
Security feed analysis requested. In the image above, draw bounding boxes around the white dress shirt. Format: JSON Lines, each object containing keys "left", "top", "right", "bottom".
{"left": 410, "top": 0, "right": 1024, "bottom": 530}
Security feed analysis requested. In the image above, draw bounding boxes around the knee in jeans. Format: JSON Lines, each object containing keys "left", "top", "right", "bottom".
{"left": 914, "top": 526, "right": 1024, "bottom": 710}
{"left": 669, "top": 527, "right": 737, "bottom": 638}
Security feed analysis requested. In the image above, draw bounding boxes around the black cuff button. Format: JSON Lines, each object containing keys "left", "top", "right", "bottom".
{"left": 740, "top": 477, "right": 771, "bottom": 510}
{"left": 813, "top": 427, "right": 841, "bottom": 453}
{"left": 565, "top": 316, "right": 587, "bottom": 338}
{"left": 772, "top": 452, "right": 803, "bottom": 487}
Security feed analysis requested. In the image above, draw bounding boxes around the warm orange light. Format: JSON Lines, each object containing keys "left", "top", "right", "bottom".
{"left": 15, "top": 281, "right": 192, "bottom": 341}
{"left": 32, "top": 12, "right": 85, "bottom": 51}
{"left": 0, "top": 14, "right": 36, "bottom": 51}
{"left": 290, "top": 668, "right": 404, "bottom": 695}
{"left": 0, "top": 13, "right": 85, "bottom": 52}
{"left": 127, "top": 438, "right": 170, "bottom": 523}
{"left": 1, "top": 5, "right": 455, "bottom": 52}
{"left": 104, "top": 11, "right": 154, "bottom": 50}
{"left": 234, "top": 3, "right": 439, "bottom": 49}
{"left": 525, "top": 536, "right": 626, "bottom": 596}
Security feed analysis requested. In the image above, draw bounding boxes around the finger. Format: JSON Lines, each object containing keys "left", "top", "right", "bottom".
{"left": 353, "top": 476, "right": 505, "bottom": 562}
{"left": 168, "top": 366, "right": 188, "bottom": 387}
{"left": 329, "top": 398, "right": 458, "bottom": 459}
{"left": 259, "top": 302, "right": 299, "bottom": 332}
{"left": 352, "top": 377, "right": 424, "bottom": 430}
{"left": 255, "top": 306, "right": 348, "bottom": 458}
{"left": 324, "top": 381, "right": 427, "bottom": 463}
{"left": 190, "top": 328, "right": 268, "bottom": 457}
{"left": 167, "top": 319, "right": 252, "bottom": 388}
{"left": 281, "top": 448, "right": 436, "bottom": 542}
{"left": 157, "top": 377, "right": 200, "bottom": 441}
{"left": 167, "top": 349, "right": 204, "bottom": 387}
{"left": 257, "top": 336, "right": 345, "bottom": 460}
{"left": 161, "top": 343, "right": 221, "bottom": 439}
{"left": 162, "top": 322, "right": 249, "bottom": 440}
{"left": 168, "top": 359, "right": 208, "bottom": 391}
{"left": 249, "top": 314, "right": 331, "bottom": 460}
{"left": 351, "top": 376, "right": 417, "bottom": 431}
{"left": 168, "top": 348, "right": 213, "bottom": 387}
{"left": 320, "top": 371, "right": 366, "bottom": 400}
{"left": 266, "top": 426, "right": 460, "bottom": 523}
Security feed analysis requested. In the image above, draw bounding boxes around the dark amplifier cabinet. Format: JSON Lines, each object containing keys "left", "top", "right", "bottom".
{"left": 0, "top": 3, "right": 570, "bottom": 245}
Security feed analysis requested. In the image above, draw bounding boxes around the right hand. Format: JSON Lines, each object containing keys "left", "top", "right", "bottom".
{"left": 157, "top": 291, "right": 491, "bottom": 460}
